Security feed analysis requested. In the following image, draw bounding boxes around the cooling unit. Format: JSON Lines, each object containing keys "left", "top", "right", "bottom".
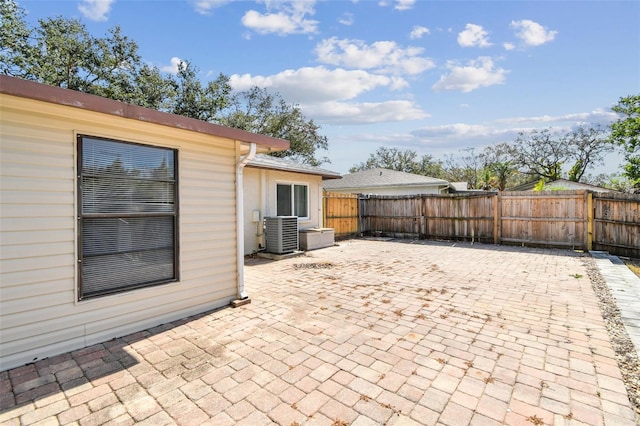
{"left": 264, "top": 216, "right": 299, "bottom": 254}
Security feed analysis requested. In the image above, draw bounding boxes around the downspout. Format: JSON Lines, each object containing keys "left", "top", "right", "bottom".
{"left": 236, "top": 142, "right": 256, "bottom": 300}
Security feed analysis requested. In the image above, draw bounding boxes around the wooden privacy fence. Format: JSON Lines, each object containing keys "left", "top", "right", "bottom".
{"left": 323, "top": 192, "right": 359, "bottom": 238}
{"left": 500, "top": 191, "right": 589, "bottom": 249}
{"left": 323, "top": 190, "right": 640, "bottom": 258}
{"left": 592, "top": 192, "right": 640, "bottom": 258}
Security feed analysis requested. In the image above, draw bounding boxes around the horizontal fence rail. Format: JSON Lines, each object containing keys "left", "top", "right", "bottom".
{"left": 323, "top": 190, "right": 640, "bottom": 258}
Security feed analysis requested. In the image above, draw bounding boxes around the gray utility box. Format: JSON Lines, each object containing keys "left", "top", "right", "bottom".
{"left": 299, "top": 228, "right": 335, "bottom": 251}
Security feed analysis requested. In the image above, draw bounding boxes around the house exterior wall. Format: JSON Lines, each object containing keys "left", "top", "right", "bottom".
{"left": 243, "top": 168, "right": 323, "bottom": 255}
{"left": 0, "top": 93, "right": 240, "bottom": 370}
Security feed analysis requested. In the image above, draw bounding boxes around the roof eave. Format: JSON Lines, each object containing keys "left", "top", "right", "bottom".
{"left": 0, "top": 75, "right": 289, "bottom": 151}
{"left": 246, "top": 163, "right": 342, "bottom": 180}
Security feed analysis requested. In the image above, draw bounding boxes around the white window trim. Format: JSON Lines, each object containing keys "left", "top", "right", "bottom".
{"left": 76, "top": 134, "right": 179, "bottom": 301}
{"left": 275, "top": 181, "right": 310, "bottom": 220}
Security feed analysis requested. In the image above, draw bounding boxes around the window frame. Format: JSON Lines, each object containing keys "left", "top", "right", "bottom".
{"left": 76, "top": 135, "right": 179, "bottom": 300}
{"left": 275, "top": 182, "right": 309, "bottom": 219}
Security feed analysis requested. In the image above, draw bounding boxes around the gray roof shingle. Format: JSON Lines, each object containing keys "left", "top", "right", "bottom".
{"left": 323, "top": 168, "right": 449, "bottom": 190}
{"left": 247, "top": 154, "right": 342, "bottom": 180}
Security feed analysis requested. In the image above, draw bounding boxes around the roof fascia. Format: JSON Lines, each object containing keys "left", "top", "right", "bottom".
{"left": 0, "top": 75, "right": 289, "bottom": 151}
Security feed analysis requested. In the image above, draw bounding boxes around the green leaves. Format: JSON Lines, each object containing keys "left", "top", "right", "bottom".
{"left": 219, "top": 86, "right": 329, "bottom": 166}
{"left": 609, "top": 95, "right": 640, "bottom": 188}
{"left": 610, "top": 95, "right": 640, "bottom": 153}
{"left": 0, "top": 0, "right": 34, "bottom": 77}
{"left": 0, "top": 0, "right": 329, "bottom": 165}
{"left": 349, "top": 147, "right": 444, "bottom": 177}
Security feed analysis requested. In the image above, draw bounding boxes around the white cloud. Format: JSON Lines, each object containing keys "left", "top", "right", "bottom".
{"left": 315, "top": 37, "right": 435, "bottom": 75}
{"left": 511, "top": 19, "right": 557, "bottom": 46}
{"left": 457, "top": 23, "right": 492, "bottom": 48}
{"left": 411, "top": 123, "right": 508, "bottom": 148}
{"left": 230, "top": 66, "right": 428, "bottom": 125}
{"left": 494, "top": 109, "right": 618, "bottom": 125}
{"left": 161, "top": 57, "right": 183, "bottom": 74}
{"left": 241, "top": 1, "right": 318, "bottom": 35}
{"left": 503, "top": 42, "right": 515, "bottom": 51}
{"left": 305, "top": 100, "right": 429, "bottom": 124}
{"left": 432, "top": 57, "right": 508, "bottom": 93}
{"left": 230, "top": 66, "right": 406, "bottom": 103}
{"left": 78, "top": 0, "right": 114, "bottom": 21}
{"left": 394, "top": 0, "right": 415, "bottom": 10}
{"left": 192, "top": 0, "right": 232, "bottom": 15}
{"left": 409, "top": 123, "right": 535, "bottom": 152}
{"left": 328, "top": 108, "right": 622, "bottom": 171}
{"left": 338, "top": 12, "right": 354, "bottom": 26}
{"left": 411, "top": 109, "right": 617, "bottom": 150}
{"left": 410, "top": 25, "right": 430, "bottom": 40}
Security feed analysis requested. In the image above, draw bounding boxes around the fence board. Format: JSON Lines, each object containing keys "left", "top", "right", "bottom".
{"left": 593, "top": 192, "right": 640, "bottom": 258}
{"left": 423, "top": 194, "right": 495, "bottom": 243}
{"left": 323, "top": 192, "right": 358, "bottom": 238}
{"left": 322, "top": 190, "right": 638, "bottom": 258}
{"left": 500, "top": 191, "right": 587, "bottom": 249}
{"left": 360, "top": 195, "right": 424, "bottom": 237}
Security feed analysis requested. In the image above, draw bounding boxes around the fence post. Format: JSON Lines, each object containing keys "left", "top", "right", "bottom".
{"left": 493, "top": 193, "right": 500, "bottom": 245}
{"left": 586, "top": 191, "right": 593, "bottom": 251}
{"left": 421, "top": 195, "right": 427, "bottom": 238}
{"left": 322, "top": 191, "right": 327, "bottom": 228}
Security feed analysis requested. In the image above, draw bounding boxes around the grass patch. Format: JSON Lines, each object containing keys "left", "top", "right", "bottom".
{"left": 624, "top": 258, "right": 640, "bottom": 278}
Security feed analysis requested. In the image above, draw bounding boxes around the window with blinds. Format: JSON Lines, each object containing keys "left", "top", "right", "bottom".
{"left": 77, "top": 135, "right": 178, "bottom": 300}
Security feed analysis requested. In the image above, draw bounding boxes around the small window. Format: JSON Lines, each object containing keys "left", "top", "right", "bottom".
{"left": 276, "top": 183, "right": 308, "bottom": 218}
{"left": 77, "top": 135, "right": 178, "bottom": 300}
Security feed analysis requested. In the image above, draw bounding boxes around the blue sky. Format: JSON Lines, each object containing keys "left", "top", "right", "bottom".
{"left": 19, "top": 0, "right": 640, "bottom": 175}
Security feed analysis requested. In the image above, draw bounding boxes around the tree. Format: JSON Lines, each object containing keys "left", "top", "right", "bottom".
{"left": 565, "top": 125, "right": 612, "bottom": 182}
{"left": 170, "top": 60, "right": 232, "bottom": 122}
{"left": 0, "top": 0, "right": 34, "bottom": 77}
{"left": 132, "top": 64, "right": 175, "bottom": 111}
{"left": 511, "top": 126, "right": 612, "bottom": 184}
{"left": 349, "top": 147, "right": 444, "bottom": 177}
{"left": 350, "top": 147, "right": 419, "bottom": 173}
{"left": 0, "top": 1, "right": 330, "bottom": 165}
{"left": 478, "top": 142, "right": 525, "bottom": 190}
{"left": 441, "top": 147, "right": 485, "bottom": 189}
{"left": 220, "top": 87, "right": 329, "bottom": 165}
{"left": 490, "top": 161, "right": 517, "bottom": 191}
{"left": 609, "top": 95, "right": 640, "bottom": 188}
{"left": 511, "top": 129, "right": 567, "bottom": 181}
{"left": 477, "top": 167, "right": 495, "bottom": 191}
{"left": 412, "top": 153, "right": 445, "bottom": 177}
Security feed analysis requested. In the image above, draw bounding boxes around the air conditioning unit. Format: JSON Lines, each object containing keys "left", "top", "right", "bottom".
{"left": 264, "top": 216, "right": 299, "bottom": 254}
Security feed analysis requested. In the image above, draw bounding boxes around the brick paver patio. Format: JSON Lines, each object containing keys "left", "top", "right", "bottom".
{"left": 1, "top": 239, "right": 637, "bottom": 425}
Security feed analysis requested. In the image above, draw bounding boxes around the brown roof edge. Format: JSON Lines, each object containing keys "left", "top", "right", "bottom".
{"left": 0, "top": 75, "right": 290, "bottom": 151}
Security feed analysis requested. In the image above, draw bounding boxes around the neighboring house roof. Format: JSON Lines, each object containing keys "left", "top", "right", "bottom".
{"left": 509, "top": 178, "right": 618, "bottom": 193}
{"left": 323, "top": 168, "right": 449, "bottom": 191}
{"left": 247, "top": 154, "right": 342, "bottom": 180}
{"left": 0, "top": 75, "right": 289, "bottom": 152}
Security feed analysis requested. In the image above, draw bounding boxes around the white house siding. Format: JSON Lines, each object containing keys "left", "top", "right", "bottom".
{"left": 243, "top": 168, "right": 323, "bottom": 255}
{"left": 0, "top": 93, "right": 239, "bottom": 370}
